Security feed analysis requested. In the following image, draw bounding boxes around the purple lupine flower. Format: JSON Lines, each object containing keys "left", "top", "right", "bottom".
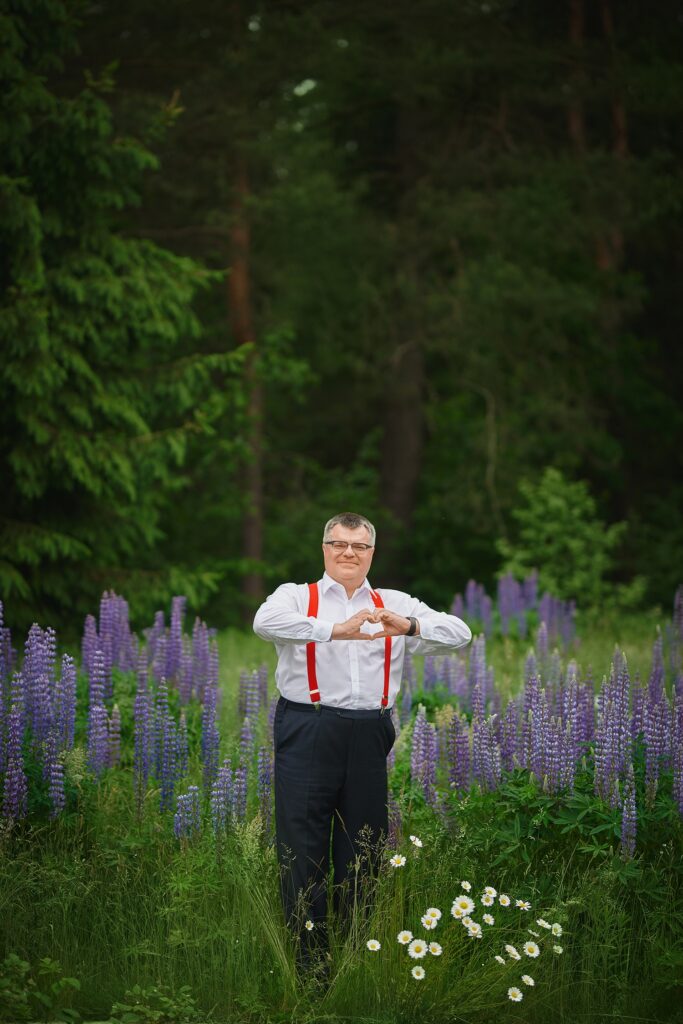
{"left": 156, "top": 679, "right": 178, "bottom": 811}
{"left": 536, "top": 621, "right": 549, "bottom": 674}
{"left": 133, "top": 673, "right": 153, "bottom": 809}
{"left": 239, "top": 716, "right": 254, "bottom": 763}
{"left": 201, "top": 681, "right": 220, "bottom": 791}
{"left": 152, "top": 635, "right": 167, "bottom": 686}
{"left": 45, "top": 731, "right": 66, "bottom": 818}
{"left": 410, "top": 706, "right": 428, "bottom": 782}
{"left": 672, "top": 715, "right": 683, "bottom": 817}
{"left": 423, "top": 656, "right": 439, "bottom": 692}
{"left": 108, "top": 704, "right": 121, "bottom": 768}
{"left": 87, "top": 702, "right": 109, "bottom": 778}
{"left": 167, "top": 596, "right": 186, "bottom": 681}
{"left": 231, "top": 762, "right": 248, "bottom": 820}
{"left": 648, "top": 635, "right": 665, "bottom": 707}
{"left": 54, "top": 654, "right": 77, "bottom": 752}
{"left": 500, "top": 700, "right": 518, "bottom": 772}
{"left": 620, "top": 761, "right": 637, "bottom": 859}
{"left": 450, "top": 592, "right": 465, "bottom": 621}
{"left": 257, "top": 745, "right": 273, "bottom": 836}
{"left": 475, "top": 717, "right": 501, "bottom": 791}
{"left": 174, "top": 785, "right": 201, "bottom": 840}
{"left": 522, "top": 571, "right": 538, "bottom": 610}
{"left": 258, "top": 664, "right": 269, "bottom": 708}
{"left": 178, "top": 638, "right": 193, "bottom": 704}
{"left": 446, "top": 711, "right": 471, "bottom": 792}
{"left": 192, "top": 618, "right": 210, "bottom": 702}
{"left": 145, "top": 610, "right": 165, "bottom": 669}
{"left": 87, "top": 649, "right": 109, "bottom": 777}
{"left": 23, "top": 625, "right": 53, "bottom": 750}
{"left": 244, "top": 670, "right": 261, "bottom": 720}
{"left": 419, "top": 721, "right": 438, "bottom": 805}
{"left": 176, "top": 710, "right": 189, "bottom": 780}
{"left": 520, "top": 675, "right": 540, "bottom": 769}
{"left": 644, "top": 692, "right": 670, "bottom": 805}
{"left": 210, "top": 759, "right": 233, "bottom": 833}
{"left": 2, "top": 701, "right": 28, "bottom": 821}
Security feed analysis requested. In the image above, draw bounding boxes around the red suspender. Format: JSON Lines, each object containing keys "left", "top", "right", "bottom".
{"left": 306, "top": 582, "right": 392, "bottom": 709}
{"left": 306, "top": 582, "right": 321, "bottom": 704}
{"left": 370, "top": 589, "right": 392, "bottom": 709}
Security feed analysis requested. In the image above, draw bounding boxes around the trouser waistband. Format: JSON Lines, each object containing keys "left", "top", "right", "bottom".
{"left": 277, "top": 695, "right": 391, "bottom": 718}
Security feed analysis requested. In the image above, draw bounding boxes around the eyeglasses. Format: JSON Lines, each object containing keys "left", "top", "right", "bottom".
{"left": 323, "top": 540, "right": 374, "bottom": 553}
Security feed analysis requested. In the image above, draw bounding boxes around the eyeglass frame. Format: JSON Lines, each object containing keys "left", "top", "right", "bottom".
{"left": 323, "top": 540, "right": 374, "bottom": 553}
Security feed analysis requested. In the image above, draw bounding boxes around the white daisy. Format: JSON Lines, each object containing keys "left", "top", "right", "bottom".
{"left": 421, "top": 914, "right": 438, "bottom": 930}
{"left": 553, "top": 944, "right": 564, "bottom": 954}
{"left": 411, "top": 965, "right": 425, "bottom": 980}
{"left": 397, "top": 930, "right": 413, "bottom": 945}
{"left": 461, "top": 916, "right": 473, "bottom": 928}
{"left": 460, "top": 880, "right": 472, "bottom": 891}
{"left": 481, "top": 893, "right": 495, "bottom": 907}
{"left": 516, "top": 900, "right": 531, "bottom": 911}
{"left": 408, "top": 938, "right": 428, "bottom": 959}
{"left": 483, "top": 913, "right": 494, "bottom": 925}
{"left": 451, "top": 906, "right": 465, "bottom": 919}
{"left": 452, "top": 895, "right": 475, "bottom": 915}
{"left": 508, "top": 987, "right": 523, "bottom": 1002}
{"left": 521, "top": 974, "right": 535, "bottom": 986}
{"left": 483, "top": 886, "right": 497, "bottom": 897}
{"left": 429, "top": 941, "right": 442, "bottom": 956}
{"left": 389, "top": 854, "right": 406, "bottom": 868}
{"left": 366, "top": 939, "right": 381, "bottom": 951}
{"left": 551, "top": 922, "right": 563, "bottom": 936}
{"left": 494, "top": 954, "right": 506, "bottom": 964}
{"left": 499, "top": 894, "right": 511, "bottom": 907}
{"left": 467, "top": 922, "right": 483, "bottom": 938}
{"left": 409, "top": 834, "right": 423, "bottom": 848}
{"left": 536, "top": 918, "right": 552, "bottom": 929}
{"left": 505, "top": 944, "right": 521, "bottom": 961}
{"left": 426, "top": 907, "right": 442, "bottom": 920}
{"left": 305, "top": 920, "right": 314, "bottom": 931}
{"left": 523, "top": 941, "right": 540, "bottom": 958}
{"left": 527, "top": 929, "right": 540, "bottom": 937}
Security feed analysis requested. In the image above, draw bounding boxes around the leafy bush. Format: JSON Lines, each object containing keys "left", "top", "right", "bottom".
{"left": 109, "top": 983, "right": 201, "bottom": 1024}
{"left": 0, "top": 954, "right": 81, "bottom": 1022}
{"left": 497, "top": 466, "right": 636, "bottom": 606}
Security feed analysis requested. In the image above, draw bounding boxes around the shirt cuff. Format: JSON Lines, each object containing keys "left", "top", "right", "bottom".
{"left": 311, "top": 618, "right": 335, "bottom": 642}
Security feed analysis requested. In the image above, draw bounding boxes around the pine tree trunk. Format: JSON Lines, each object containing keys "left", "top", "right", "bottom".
{"left": 379, "top": 106, "right": 425, "bottom": 586}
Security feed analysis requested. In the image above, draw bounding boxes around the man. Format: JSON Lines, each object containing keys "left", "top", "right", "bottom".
{"left": 253, "top": 511, "right": 471, "bottom": 975}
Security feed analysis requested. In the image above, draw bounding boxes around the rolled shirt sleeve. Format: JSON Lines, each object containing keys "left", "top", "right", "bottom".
{"left": 253, "top": 583, "right": 335, "bottom": 644}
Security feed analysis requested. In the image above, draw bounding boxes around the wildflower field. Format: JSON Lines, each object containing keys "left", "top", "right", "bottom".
{"left": 1, "top": 583, "right": 682, "bottom": 1024}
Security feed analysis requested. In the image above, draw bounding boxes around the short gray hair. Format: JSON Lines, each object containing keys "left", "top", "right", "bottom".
{"left": 323, "top": 512, "right": 376, "bottom": 546}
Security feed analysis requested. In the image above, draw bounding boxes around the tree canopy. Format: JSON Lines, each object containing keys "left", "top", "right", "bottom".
{"left": 2, "top": 0, "right": 682, "bottom": 632}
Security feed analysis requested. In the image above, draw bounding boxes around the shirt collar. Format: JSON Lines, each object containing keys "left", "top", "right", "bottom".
{"left": 321, "top": 571, "right": 373, "bottom": 598}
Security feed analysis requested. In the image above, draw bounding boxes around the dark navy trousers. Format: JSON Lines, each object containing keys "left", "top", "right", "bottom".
{"left": 273, "top": 695, "right": 396, "bottom": 963}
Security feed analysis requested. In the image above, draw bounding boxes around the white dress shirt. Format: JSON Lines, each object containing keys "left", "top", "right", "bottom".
{"left": 253, "top": 571, "right": 472, "bottom": 710}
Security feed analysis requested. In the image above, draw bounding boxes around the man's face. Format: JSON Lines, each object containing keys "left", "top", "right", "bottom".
{"left": 322, "top": 523, "right": 375, "bottom": 590}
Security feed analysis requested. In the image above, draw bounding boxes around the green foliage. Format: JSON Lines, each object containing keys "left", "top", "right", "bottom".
{"left": 0, "top": 0, "right": 244, "bottom": 635}
{"left": 109, "top": 984, "right": 200, "bottom": 1024}
{"left": 497, "top": 467, "right": 630, "bottom": 606}
{"left": 0, "top": 954, "right": 81, "bottom": 1023}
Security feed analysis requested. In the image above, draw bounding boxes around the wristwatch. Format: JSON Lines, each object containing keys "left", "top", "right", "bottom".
{"left": 406, "top": 616, "right": 418, "bottom": 637}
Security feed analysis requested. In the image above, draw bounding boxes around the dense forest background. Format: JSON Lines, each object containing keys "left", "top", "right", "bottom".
{"left": 2, "top": 0, "right": 682, "bottom": 635}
